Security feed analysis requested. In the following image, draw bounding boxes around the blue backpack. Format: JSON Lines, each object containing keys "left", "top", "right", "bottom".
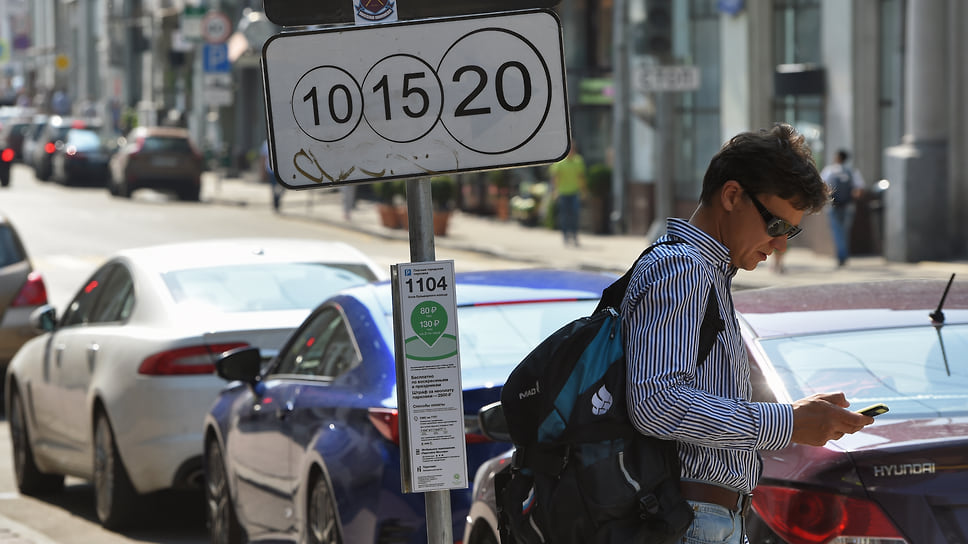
{"left": 497, "top": 240, "right": 724, "bottom": 544}
{"left": 830, "top": 167, "right": 854, "bottom": 206}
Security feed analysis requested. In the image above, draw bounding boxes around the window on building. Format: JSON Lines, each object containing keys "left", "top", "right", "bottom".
{"left": 879, "top": 0, "right": 905, "bottom": 153}
{"left": 772, "top": 0, "right": 823, "bottom": 164}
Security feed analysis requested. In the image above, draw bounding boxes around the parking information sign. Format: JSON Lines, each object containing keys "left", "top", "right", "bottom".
{"left": 392, "top": 260, "right": 467, "bottom": 493}
{"left": 262, "top": 9, "right": 569, "bottom": 189}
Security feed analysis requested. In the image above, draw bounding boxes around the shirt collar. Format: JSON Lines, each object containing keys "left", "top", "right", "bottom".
{"left": 663, "top": 218, "right": 737, "bottom": 279}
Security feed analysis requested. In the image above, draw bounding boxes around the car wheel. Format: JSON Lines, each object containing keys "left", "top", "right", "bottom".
{"left": 205, "top": 438, "right": 243, "bottom": 544}
{"left": 178, "top": 186, "right": 201, "bottom": 202}
{"left": 116, "top": 178, "right": 131, "bottom": 199}
{"left": 307, "top": 470, "right": 341, "bottom": 544}
{"left": 0, "top": 169, "right": 9, "bottom": 187}
{"left": 8, "top": 388, "right": 65, "bottom": 495}
{"left": 93, "top": 412, "right": 139, "bottom": 529}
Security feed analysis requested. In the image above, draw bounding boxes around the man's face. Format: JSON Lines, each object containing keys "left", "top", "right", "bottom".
{"left": 727, "top": 189, "right": 805, "bottom": 271}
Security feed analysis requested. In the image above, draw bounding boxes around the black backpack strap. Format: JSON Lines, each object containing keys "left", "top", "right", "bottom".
{"left": 596, "top": 240, "right": 679, "bottom": 312}
{"left": 697, "top": 287, "right": 725, "bottom": 366}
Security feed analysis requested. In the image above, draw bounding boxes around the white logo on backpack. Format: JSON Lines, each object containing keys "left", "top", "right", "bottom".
{"left": 591, "top": 385, "right": 613, "bottom": 415}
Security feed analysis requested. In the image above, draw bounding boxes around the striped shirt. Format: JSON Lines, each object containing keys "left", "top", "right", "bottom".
{"left": 621, "top": 218, "right": 793, "bottom": 493}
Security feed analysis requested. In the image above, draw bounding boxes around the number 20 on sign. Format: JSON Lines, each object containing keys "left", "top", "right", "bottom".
{"left": 262, "top": 9, "right": 570, "bottom": 189}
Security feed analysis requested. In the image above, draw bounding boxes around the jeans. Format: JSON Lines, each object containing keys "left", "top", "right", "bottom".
{"left": 828, "top": 204, "right": 855, "bottom": 265}
{"left": 557, "top": 193, "right": 580, "bottom": 243}
{"left": 681, "top": 501, "right": 746, "bottom": 544}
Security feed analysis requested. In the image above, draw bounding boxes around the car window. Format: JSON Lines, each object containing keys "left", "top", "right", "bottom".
{"left": 61, "top": 264, "right": 118, "bottom": 327}
{"left": 142, "top": 136, "right": 191, "bottom": 153}
{"left": 759, "top": 325, "right": 968, "bottom": 417}
{"left": 162, "top": 262, "right": 376, "bottom": 313}
{"left": 88, "top": 265, "right": 135, "bottom": 323}
{"left": 66, "top": 129, "right": 103, "bottom": 150}
{"left": 273, "top": 307, "right": 360, "bottom": 379}
{"left": 0, "top": 225, "right": 26, "bottom": 268}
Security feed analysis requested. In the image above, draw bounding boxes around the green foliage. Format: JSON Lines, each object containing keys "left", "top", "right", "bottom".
{"left": 486, "top": 169, "right": 511, "bottom": 189}
{"left": 430, "top": 175, "right": 457, "bottom": 211}
{"left": 375, "top": 179, "right": 406, "bottom": 204}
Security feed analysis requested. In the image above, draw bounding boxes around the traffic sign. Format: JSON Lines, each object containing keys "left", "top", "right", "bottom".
{"left": 202, "top": 43, "right": 231, "bottom": 73}
{"left": 264, "top": 0, "right": 559, "bottom": 26}
{"left": 263, "top": 9, "right": 570, "bottom": 189}
{"left": 634, "top": 63, "right": 701, "bottom": 92}
{"left": 201, "top": 11, "right": 232, "bottom": 44}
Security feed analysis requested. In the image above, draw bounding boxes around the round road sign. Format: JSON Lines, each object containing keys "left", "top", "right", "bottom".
{"left": 202, "top": 11, "right": 232, "bottom": 44}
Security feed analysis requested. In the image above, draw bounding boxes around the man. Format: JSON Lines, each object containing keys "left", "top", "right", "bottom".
{"left": 621, "top": 124, "right": 874, "bottom": 543}
{"left": 820, "top": 149, "right": 865, "bottom": 267}
{"left": 549, "top": 141, "right": 587, "bottom": 246}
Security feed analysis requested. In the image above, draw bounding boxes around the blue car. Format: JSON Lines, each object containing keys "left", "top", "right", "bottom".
{"left": 203, "top": 268, "right": 614, "bottom": 544}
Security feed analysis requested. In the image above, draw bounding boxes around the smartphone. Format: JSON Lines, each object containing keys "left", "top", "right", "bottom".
{"left": 856, "top": 403, "right": 889, "bottom": 417}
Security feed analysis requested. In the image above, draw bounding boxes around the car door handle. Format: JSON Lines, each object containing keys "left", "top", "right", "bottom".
{"left": 276, "top": 400, "right": 294, "bottom": 420}
{"left": 87, "top": 343, "right": 99, "bottom": 372}
{"left": 53, "top": 343, "right": 66, "bottom": 366}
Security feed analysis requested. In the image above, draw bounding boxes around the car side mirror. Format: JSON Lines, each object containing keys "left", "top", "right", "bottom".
{"left": 215, "top": 346, "right": 263, "bottom": 386}
{"left": 29, "top": 304, "right": 57, "bottom": 332}
{"left": 478, "top": 401, "right": 511, "bottom": 443}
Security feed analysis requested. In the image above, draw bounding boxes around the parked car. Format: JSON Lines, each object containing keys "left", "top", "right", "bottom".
{"left": 108, "top": 126, "right": 205, "bottom": 201}
{"left": 465, "top": 278, "right": 968, "bottom": 544}
{"left": 0, "top": 212, "right": 48, "bottom": 383}
{"left": 30, "top": 115, "right": 97, "bottom": 181}
{"left": 4, "top": 237, "right": 385, "bottom": 530}
{"left": 20, "top": 114, "right": 49, "bottom": 179}
{"left": 51, "top": 127, "right": 114, "bottom": 186}
{"left": 203, "top": 268, "right": 615, "bottom": 544}
{"left": 0, "top": 118, "right": 33, "bottom": 186}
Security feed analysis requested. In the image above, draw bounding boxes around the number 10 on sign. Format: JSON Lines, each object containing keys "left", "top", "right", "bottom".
{"left": 262, "top": 9, "right": 570, "bottom": 189}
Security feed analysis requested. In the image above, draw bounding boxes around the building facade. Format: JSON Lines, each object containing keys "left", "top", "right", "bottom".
{"left": 10, "top": 0, "right": 967, "bottom": 261}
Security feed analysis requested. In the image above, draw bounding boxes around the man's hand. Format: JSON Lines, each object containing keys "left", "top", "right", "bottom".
{"left": 790, "top": 392, "right": 874, "bottom": 446}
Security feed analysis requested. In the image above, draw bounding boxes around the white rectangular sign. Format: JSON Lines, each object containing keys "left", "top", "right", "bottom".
{"left": 262, "top": 9, "right": 570, "bottom": 189}
{"left": 393, "top": 260, "right": 467, "bottom": 493}
{"left": 634, "top": 64, "right": 701, "bottom": 92}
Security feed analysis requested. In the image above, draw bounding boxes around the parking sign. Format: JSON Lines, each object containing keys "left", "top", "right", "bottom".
{"left": 262, "top": 9, "right": 570, "bottom": 189}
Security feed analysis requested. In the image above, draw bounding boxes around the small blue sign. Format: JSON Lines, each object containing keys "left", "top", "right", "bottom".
{"left": 203, "top": 43, "right": 231, "bottom": 73}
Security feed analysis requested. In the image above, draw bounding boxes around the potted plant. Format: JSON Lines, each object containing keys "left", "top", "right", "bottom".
{"left": 374, "top": 180, "right": 407, "bottom": 229}
{"left": 486, "top": 169, "right": 512, "bottom": 220}
{"left": 430, "top": 175, "right": 457, "bottom": 235}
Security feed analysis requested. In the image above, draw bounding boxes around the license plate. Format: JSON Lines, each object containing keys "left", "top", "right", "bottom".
{"left": 151, "top": 157, "right": 177, "bottom": 167}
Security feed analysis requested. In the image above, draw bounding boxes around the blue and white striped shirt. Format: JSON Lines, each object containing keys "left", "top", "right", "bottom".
{"left": 621, "top": 218, "right": 793, "bottom": 493}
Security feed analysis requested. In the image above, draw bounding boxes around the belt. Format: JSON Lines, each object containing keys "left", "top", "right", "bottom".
{"left": 680, "top": 481, "right": 752, "bottom": 515}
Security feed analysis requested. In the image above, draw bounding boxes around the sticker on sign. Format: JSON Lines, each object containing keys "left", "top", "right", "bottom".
{"left": 263, "top": 9, "right": 569, "bottom": 189}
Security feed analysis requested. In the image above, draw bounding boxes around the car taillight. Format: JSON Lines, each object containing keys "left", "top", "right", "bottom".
{"left": 138, "top": 342, "right": 249, "bottom": 376}
{"left": 12, "top": 272, "right": 48, "bottom": 307}
{"left": 367, "top": 408, "right": 496, "bottom": 445}
{"left": 752, "top": 485, "right": 908, "bottom": 544}
{"left": 1, "top": 148, "right": 13, "bottom": 162}
{"left": 44, "top": 142, "right": 55, "bottom": 154}
{"left": 369, "top": 407, "right": 401, "bottom": 444}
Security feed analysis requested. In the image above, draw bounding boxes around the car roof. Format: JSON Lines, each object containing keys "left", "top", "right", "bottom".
{"left": 115, "top": 237, "right": 384, "bottom": 276}
{"left": 734, "top": 279, "right": 968, "bottom": 338}
{"left": 129, "top": 126, "right": 192, "bottom": 139}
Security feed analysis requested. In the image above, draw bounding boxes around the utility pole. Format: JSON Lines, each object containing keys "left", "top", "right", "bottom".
{"left": 610, "top": 0, "right": 628, "bottom": 234}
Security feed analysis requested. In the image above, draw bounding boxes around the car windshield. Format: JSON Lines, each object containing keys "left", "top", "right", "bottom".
{"left": 452, "top": 299, "right": 600, "bottom": 380}
{"left": 67, "top": 129, "right": 102, "bottom": 150}
{"left": 162, "top": 262, "right": 377, "bottom": 313}
{"left": 143, "top": 136, "right": 191, "bottom": 152}
{"left": 0, "top": 225, "right": 25, "bottom": 267}
{"left": 760, "top": 324, "right": 968, "bottom": 418}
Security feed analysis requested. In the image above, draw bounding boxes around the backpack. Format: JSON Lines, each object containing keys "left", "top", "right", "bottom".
{"left": 830, "top": 167, "right": 854, "bottom": 206}
{"left": 496, "top": 240, "right": 725, "bottom": 544}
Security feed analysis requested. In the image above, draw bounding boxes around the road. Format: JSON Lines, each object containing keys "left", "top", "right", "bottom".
{"left": 0, "top": 164, "right": 524, "bottom": 543}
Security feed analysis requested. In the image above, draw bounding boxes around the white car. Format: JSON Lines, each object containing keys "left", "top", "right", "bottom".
{"left": 4, "top": 237, "right": 385, "bottom": 530}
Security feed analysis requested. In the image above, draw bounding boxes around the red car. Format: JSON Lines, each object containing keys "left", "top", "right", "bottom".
{"left": 466, "top": 278, "right": 968, "bottom": 544}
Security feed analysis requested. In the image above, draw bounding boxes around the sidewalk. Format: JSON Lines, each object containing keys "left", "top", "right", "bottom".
{"left": 203, "top": 172, "right": 963, "bottom": 290}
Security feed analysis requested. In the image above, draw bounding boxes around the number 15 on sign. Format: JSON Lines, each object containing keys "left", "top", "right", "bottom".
{"left": 262, "top": 9, "right": 570, "bottom": 189}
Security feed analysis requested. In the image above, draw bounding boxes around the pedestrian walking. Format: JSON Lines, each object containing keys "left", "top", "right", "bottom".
{"left": 549, "top": 142, "right": 587, "bottom": 246}
{"left": 622, "top": 124, "right": 875, "bottom": 543}
{"left": 820, "top": 149, "right": 865, "bottom": 267}
{"left": 261, "top": 140, "right": 283, "bottom": 212}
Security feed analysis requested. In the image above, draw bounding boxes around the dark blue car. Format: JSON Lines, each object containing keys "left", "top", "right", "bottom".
{"left": 203, "top": 268, "right": 614, "bottom": 544}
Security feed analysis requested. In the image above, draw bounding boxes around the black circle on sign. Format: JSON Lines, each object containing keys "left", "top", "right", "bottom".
{"left": 291, "top": 65, "right": 364, "bottom": 143}
{"left": 438, "top": 27, "right": 553, "bottom": 155}
{"left": 362, "top": 54, "right": 444, "bottom": 144}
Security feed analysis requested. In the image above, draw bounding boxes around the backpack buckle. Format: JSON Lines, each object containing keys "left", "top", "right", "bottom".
{"left": 638, "top": 492, "right": 660, "bottom": 517}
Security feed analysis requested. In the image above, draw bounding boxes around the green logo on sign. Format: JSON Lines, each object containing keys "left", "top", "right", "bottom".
{"left": 411, "top": 301, "right": 447, "bottom": 347}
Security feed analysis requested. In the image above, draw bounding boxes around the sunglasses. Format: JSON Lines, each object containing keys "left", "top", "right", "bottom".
{"left": 747, "top": 192, "right": 802, "bottom": 239}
